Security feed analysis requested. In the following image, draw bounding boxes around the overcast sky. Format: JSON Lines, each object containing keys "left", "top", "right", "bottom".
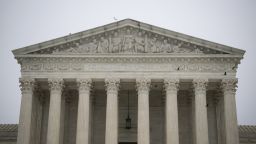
{"left": 0, "top": 0, "right": 255, "bottom": 125}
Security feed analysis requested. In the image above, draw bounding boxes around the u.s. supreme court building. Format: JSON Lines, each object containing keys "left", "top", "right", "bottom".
{"left": 12, "top": 19, "right": 246, "bottom": 144}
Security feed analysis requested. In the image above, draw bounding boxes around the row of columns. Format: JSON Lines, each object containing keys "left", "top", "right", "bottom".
{"left": 17, "top": 78, "right": 239, "bottom": 144}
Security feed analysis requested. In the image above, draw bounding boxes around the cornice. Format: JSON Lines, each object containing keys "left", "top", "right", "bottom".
{"left": 14, "top": 53, "right": 244, "bottom": 58}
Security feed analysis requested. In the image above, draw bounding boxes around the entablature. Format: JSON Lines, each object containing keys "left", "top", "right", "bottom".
{"left": 16, "top": 54, "right": 241, "bottom": 74}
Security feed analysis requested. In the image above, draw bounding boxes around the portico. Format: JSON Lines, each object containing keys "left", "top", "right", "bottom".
{"left": 13, "top": 19, "right": 245, "bottom": 144}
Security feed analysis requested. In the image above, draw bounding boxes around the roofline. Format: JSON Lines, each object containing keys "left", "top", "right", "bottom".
{"left": 12, "top": 19, "right": 246, "bottom": 56}
{"left": 14, "top": 53, "right": 244, "bottom": 59}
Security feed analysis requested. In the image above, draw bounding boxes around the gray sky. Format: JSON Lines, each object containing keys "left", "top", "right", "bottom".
{"left": 0, "top": 0, "right": 255, "bottom": 124}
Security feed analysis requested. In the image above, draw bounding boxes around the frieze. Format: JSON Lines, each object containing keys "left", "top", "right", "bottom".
{"left": 29, "top": 26, "right": 226, "bottom": 55}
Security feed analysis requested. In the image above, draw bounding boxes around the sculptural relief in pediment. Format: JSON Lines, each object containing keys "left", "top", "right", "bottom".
{"left": 30, "top": 26, "right": 226, "bottom": 54}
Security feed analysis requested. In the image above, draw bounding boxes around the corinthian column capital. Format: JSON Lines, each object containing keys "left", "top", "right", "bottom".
{"left": 136, "top": 78, "right": 151, "bottom": 93}
{"left": 77, "top": 78, "right": 92, "bottom": 92}
{"left": 164, "top": 78, "right": 179, "bottom": 92}
{"left": 48, "top": 78, "right": 64, "bottom": 92}
{"left": 221, "top": 78, "right": 238, "bottom": 94}
{"left": 193, "top": 78, "right": 208, "bottom": 92}
{"left": 105, "top": 78, "right": 120, "bottom": 93}
{"left": 19, "top": 78, "right": 36, "bottom": 94}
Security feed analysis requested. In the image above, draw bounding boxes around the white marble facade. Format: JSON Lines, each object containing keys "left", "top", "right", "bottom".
{"left": 13, "top": 19, "right": 245, "bottom": 144}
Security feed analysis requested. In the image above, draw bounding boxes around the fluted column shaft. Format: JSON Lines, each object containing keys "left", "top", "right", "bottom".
{"left": 193, "top": 79, "right": 209, "bottom": 144}
{"left": 46, "top": 79, "right": 64, "bottom": 144}
{"left": 105, "top": 78, "right": 120, "bottom": 144}
{"left": 221, "top": 78, "right": 239, "bottom": 144}
{"left": 17, "top": 78, "right": 35, "bottom": 144}
{"left": 76, "top": 79, "right": 92, "bottom": 144}
{"left": 136, "top": 78, "right": 151, "bottom": 144}
{"left": 164, "top": 79, "right": 179, "bottom": 144}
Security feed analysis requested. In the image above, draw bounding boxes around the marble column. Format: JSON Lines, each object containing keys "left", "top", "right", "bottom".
{"left": 193, "top": 79, "right": 209, "bottom": 144}
{"left": 164, "top": 79, "right": 179, "bottom": 144}
{"left": 136, "top": 78, "right": 151, "bottom": 144}
{"left": 17, "top": 78, "right": 35, "bottom": 144}
{"left": 76, "top": 79, "right": 92, "bottom": 144}
{"left": 46, "top": 79, "right": 64, "bottom": 144}
{"left": 105, "top": 78, "right": 120, "bottom": 144}
{"left": 221, "top": 78, "right": 239, "bottom": 144}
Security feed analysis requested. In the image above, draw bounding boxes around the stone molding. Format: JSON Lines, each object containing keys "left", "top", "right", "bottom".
{"left": 48, "top": 78, "right": 64, "bottom": 92}
{"left": 136, "top": 78, "right": 151, "bottom": 94}
{"left": 105, "top": 78, "right": 120, "bottom": 94}
{"left": 221, "top": 78, "right": 238, "bottom": 95}
{"left": 164, "top": 78, "right": 179, "bottom": 92}
{"left": 19, "top": 78, "right": 35, "bottom": 94}
{"left": 77, "top": 78, "right": 92, "bottom": 92}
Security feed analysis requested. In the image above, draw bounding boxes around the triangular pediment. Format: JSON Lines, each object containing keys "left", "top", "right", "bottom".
{"left": 12, "top": 19, "right": 245, "bottom": 56}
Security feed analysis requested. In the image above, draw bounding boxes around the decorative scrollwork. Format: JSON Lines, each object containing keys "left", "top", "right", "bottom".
{"left": 136, "top": 78, "right": 151, "bottom": 94}
{"left": 164, "top": 78, "right": 179, "bottom": 92}
{"left": 221, "top": 78, "right": 237, "bottom": 95}
{"left": 48, "top": 78, "right": 64, "bottom": 92}
{"left": 193, "top": 78, "right": 208, "bottom": 93}
{"left": 77, "top": 78, "right": 92, "bottom": 92}
{"left": 105, "top": 78, "right": 120, "bottom": 94}
{"left": 19, "top": 78, "right": 36, "bottom": 94}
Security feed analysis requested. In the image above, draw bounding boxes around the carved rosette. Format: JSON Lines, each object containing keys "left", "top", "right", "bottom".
{"left": 105, "top": 78, "right": 120, "bottom": 95}
{"left": 136, "top": 78, "right": 151, "bottom": 95}
{"left": 77, "top": 79, "right": 92, "bottom": 93}
{"left": 193, "top": 78, "right": 208, "bottom": 96}
{"left": 221, "top": 78, "right": 237, "bottom": 95}
{"left": 164, "top": 78, "right": 179, "bottom": 92}
{"left": 48, "top": 78, "right": 64, "bottom": 92}
{"left": 19, "top": 78, "right": 36, "bottom": 94}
